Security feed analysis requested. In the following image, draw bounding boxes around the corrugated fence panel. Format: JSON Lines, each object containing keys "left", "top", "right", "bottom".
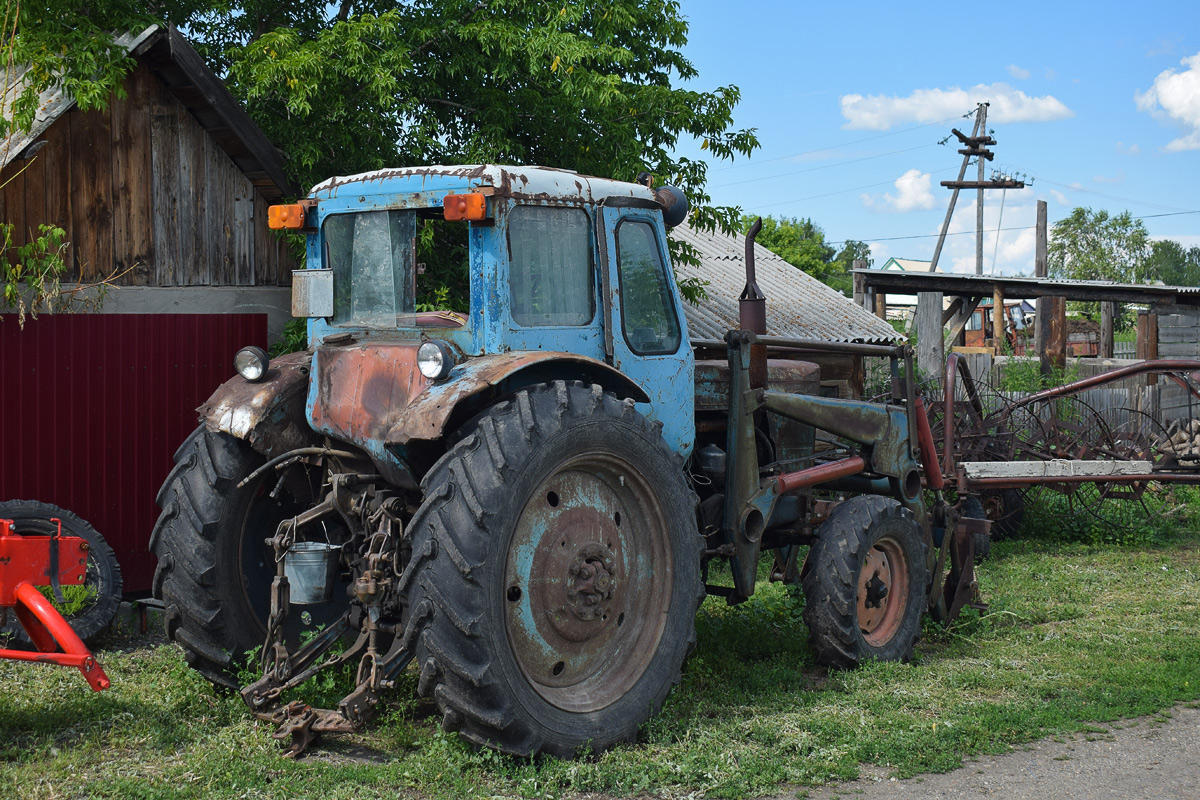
{"left": 0, "top": 314, "right": 267, "bottom": 594}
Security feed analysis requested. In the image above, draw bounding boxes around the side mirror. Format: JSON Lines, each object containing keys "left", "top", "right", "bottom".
{"left": 292, "top": 269, "right": 334, "bottom": 318}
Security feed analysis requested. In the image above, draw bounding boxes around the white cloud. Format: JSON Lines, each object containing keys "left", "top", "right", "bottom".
{"left": 934, "top": 200, "right": 1038, "bottom": 276}
{"left": 1093, "top": 171, "right": 1125, "bottom": 184}
{"left": 862, "top": 169, "right": 937, "bottom": 212}
{"left": 1116, "top": 141, "right": 1141, "bottom": 155}
{"left": 840, "top": 82, "right": 1073, "bottom": 130}
{"left": 1050, "top": 189, "right": 1070, "bottom": 206}
{"left": 1135, "top": 52, "right": 1200, "bottom": 151}
{"left": 1008, "top": 64, "right": 1031, "bottom": 80}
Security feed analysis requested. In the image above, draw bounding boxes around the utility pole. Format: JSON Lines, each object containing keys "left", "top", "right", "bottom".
{"left": 927, "top": 107, "right": 983, "bottom": 274}
{"left": 938, "top": 104, "right": 1026, "bottom": 276}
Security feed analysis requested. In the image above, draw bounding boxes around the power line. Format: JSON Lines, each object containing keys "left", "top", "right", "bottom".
{"left": 1018, "top": 175, "right": 1188, "bottom": 214}
{"left": 713, "top": 143, "right": 938, "bottom": 189}
{"left": 710, "top": 112, "right": 974, "bottom": 172}
{"left": 741, "top": 165, "right": 959, "bottom": 212}
{"left": 824, "top": 209, "right": 1200, "bottom": 248}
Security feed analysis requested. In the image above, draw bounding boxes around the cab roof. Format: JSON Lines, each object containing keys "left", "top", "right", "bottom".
{"left": 309, "top": 164, "right": 656, "bottom": 205}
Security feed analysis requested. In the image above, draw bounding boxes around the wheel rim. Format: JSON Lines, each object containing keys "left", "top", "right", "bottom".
{"left": 503, "top": 452, "right": 673, "bottom": 713}
{"left": 857, "top": 535, "right": 910, "bottom": 647}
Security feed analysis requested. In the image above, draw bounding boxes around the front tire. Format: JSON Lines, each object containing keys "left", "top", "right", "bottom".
{"left": 406, "top": 382, "right": 702, "bottom": 757}
{"left": 802, "top": 495, "right": 928, "bottom": 669}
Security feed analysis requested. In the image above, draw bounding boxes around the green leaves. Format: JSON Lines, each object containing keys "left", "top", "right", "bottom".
{"left": 0, "top": 221, "right": 70, "bottom": 328}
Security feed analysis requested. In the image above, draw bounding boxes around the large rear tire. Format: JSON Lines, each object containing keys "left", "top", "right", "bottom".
{"left": 150, "top": 426, "right": 338, "bottom": 687}
{"left": 0, "top": 500, "right": 122, "bottom": 645}
{"left": 802, "top": 495, "right": 928, "bottom": 669}
{"left": 406, "top": 382, "right": 703, "bottom": 757}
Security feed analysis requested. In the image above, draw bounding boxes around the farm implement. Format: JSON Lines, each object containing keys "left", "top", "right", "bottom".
{"left": 0, "top": 517, "right": 110, "bottom": 690}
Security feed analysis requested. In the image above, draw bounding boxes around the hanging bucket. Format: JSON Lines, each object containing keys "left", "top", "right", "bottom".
{"left": 283, "top": 542, "right": 341, "bottom": 604}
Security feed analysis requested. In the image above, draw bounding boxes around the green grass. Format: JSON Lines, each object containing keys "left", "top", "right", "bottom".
{"left": 4, "top": 525, "right": 1200, "bottom": 799}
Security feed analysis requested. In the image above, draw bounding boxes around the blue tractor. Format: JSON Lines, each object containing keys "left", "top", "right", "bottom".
{"left": 152, "top": 166, "right": 975, "bottom": 757}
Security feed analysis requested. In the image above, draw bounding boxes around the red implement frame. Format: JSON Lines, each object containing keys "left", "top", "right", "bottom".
{"left": 0, "top": 518, "right": 110, "bottom": 691}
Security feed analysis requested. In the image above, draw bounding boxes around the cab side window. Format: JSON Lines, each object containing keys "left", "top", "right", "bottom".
{"left": 615, "top": 220, "right": 681, "bottom": 355}
{"left": 508, "top": 205, "right": 594, "bottom": 326}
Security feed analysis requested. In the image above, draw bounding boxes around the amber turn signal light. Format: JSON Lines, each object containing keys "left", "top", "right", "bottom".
{"left": 443, "top": 193, "right": 487, "bottom": 221}
{"left": 268, "top": 204, "right": 305, "bottom": 229}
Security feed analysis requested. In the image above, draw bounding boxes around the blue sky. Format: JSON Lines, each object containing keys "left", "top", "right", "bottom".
{"left": 675, "top": 0, "right": 1200, "bottom": 276}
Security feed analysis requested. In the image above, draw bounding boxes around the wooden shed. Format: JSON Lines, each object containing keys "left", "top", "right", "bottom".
{"left": 0, "top": 25, "right": 296, "bottom": 328}
{"left": 0, "top": 26, "right": 298, "bottom": 596}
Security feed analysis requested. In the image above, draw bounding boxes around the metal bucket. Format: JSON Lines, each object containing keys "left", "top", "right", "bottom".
{"left": 283, "top": 542, "right": 341, "bottom": 604}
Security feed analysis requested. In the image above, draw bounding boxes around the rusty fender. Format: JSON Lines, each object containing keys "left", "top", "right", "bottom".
{"left": 386, "top": 351, "right": 649, "bottom": 446}
{"left": 199, "top": 350, "right": 320, "bottom": 458}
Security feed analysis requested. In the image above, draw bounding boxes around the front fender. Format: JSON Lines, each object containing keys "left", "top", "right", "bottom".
{"left": 387, "top": 351, "right": 650, "bottom": 445}
{"left": 198, "top": 350, "right": 319, "bottom": 458}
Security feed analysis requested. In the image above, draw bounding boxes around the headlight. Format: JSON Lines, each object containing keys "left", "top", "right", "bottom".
{"left": 234, "top": 346, "right": 270, "bottom": 382}
{"left": 417, "top": 341, "right": 454, "bottom": 381}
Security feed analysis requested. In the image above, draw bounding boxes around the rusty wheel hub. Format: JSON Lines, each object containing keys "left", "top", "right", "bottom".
{"left": 503, "top": 454, "right": 672, "bottom": 713}
{"left": 857, "top": 537, "right": 909, "bottom": 647}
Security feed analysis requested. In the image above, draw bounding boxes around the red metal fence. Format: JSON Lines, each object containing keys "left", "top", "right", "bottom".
{"left": 0, "top": 314, "right": 266, "bottom": 593}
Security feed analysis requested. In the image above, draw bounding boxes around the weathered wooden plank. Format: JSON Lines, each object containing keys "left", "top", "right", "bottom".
{"left": 110, "top": 63, "right": 154, "bottom": 285}
{"left": 205, "top": 136, "right": 233, "bottom": 284}
{"left": 23, "top": 142, "right": 46, "bottom": 241}
{"left": 41, "top": 117, "right": 73, "bottom": 277}
{"left": 150, "top": 101, "right": 181, "bottom": 285}
{"left": 253, "top": 190, "right": 272, "bottom": 285}
{"left": 1, "top": 159, "right": 26, "bottom": 252}
{"left": 177, "top": 102, "right": 209, "bottom": 285}
{"left": 69, "top": 107, "right": 114, "bottom": 281}
{"left": 1158, "top": 342, "right": 1200, "bottom": 357}
{"left": 962, "top": 460, "right": 1152, "bottom": 479}
{"left": 231, "top": 171, "right": 254, "bottom": 284}
{"left": 915, "top": 291, "right": 944, "bottom": 378}
{"left": 1158, "top": 328, "right": 1200, "bottom": 343}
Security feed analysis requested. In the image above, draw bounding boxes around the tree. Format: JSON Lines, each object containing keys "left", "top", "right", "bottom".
{"left": 1147, "top": 239, "right": 1200, "bottom": 287}
{"left": 5, "top": 1, "right": 758, "bottom": 308}
{"left": 743, "top": 215, "right": 863, "bottom": 296}
{"left": 1048, "top": 207, "right": 1151, "bottom": 328}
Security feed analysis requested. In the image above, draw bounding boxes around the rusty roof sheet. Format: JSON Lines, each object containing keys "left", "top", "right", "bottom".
{"left": 671, "top": 223, "right": 900, "bottom": 344}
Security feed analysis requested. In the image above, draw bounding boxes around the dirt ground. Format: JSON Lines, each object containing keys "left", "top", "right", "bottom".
{"left": 786, "top": 705, "right": 1199, "bottom": 800}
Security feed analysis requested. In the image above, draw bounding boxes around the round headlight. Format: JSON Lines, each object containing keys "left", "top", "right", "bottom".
{"left": 417, "top": 341, "right": 454, "bottom": 380}
{"left": 234, "top": 346, "right": 270, "bottom": 382}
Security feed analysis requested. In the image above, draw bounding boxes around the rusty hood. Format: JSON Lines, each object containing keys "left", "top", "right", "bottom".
{"left": 307, "top": 344, "right": 649, "bottom": 451}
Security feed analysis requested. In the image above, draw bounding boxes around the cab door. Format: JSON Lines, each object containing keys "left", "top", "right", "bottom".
{"left": 597, "top": 205, "right": 694, "bottom": 459}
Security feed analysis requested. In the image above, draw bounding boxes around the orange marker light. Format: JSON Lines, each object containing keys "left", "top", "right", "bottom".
{"left": 268, "top": 203, "right": 305, "bottom": 229}
{"left": 443, "top": 193, "right": 487, "bottom": 221}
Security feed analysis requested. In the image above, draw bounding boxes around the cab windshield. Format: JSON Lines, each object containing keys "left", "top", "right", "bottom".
{"left": 323, "top": 209, "right": 468, "bottom": 328}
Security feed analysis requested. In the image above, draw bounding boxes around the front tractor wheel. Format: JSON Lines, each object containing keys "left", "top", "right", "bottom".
{"left": 150, "top": 426, "right": 345, "bottom": 687}
{"left": 406, "top": 382, "right": 702, "bottom": 758}
{"left": 802, "top": 495, "right": 928, "bottom": 669}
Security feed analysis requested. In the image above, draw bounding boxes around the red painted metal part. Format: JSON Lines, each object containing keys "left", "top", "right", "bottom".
{"left": 775, "top": 456, "right": 867, "bottom": 494}
{"left": 913, "top": 397, "right": 944, "bottom": 491}
{"left": 0, "top": 520, "right": 111, "bottom": 691}
{"left": 0, "top": 314, "right": 268, "bottom": 593}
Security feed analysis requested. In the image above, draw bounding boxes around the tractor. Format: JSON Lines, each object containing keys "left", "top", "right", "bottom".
{"left": 151, "top": 165, "right": 978, "bottom": 757}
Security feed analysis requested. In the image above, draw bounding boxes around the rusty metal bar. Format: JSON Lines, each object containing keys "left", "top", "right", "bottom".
{"left": 1005, "top": 359, "right": 1200, "bottom": 413}
{"left": 942, "top": 352, "right": 987, "bottom": 476}
{"left": 775, "top": 456, "right": 866, "bottom": 494}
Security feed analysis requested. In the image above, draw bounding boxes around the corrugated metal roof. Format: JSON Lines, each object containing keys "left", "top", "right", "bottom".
{"left": 1, "top": 26, "right": 158, "bottom": 167}
{"left": 672, "top": 223, "right": 899, "bottom": 344}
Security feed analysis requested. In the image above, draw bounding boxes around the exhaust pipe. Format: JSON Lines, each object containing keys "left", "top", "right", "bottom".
{"left": 740, "top": 218, "right": 767, "bottom": 389}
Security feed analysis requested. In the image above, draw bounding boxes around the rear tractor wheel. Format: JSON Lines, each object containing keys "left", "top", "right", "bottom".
{"left": 802, "top": 495, "right": 928, "bottom": 669}
{"left": 406, "top": 382, "right": 703, "bottom": 757}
